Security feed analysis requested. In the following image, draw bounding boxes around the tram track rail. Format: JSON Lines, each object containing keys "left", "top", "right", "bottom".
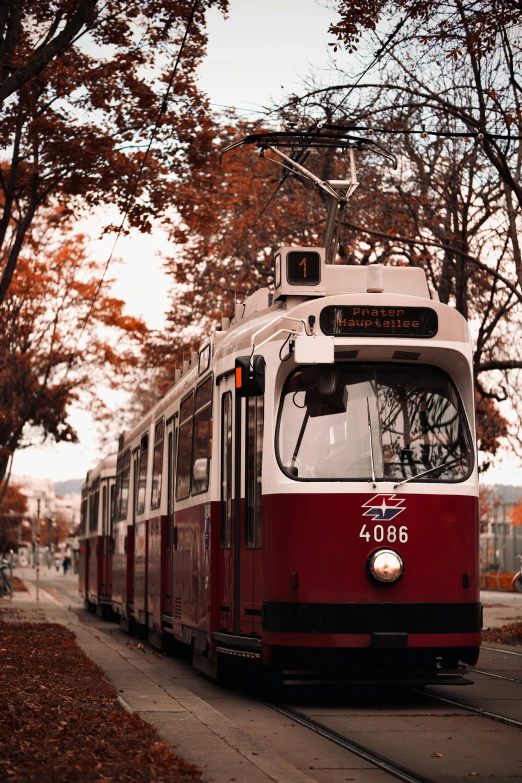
{"left": 266, "top": 702, "right": 437, "bottom": 783}
{"left": 415, "top": 690, "right": 522, "bottom": 730}
{"left": 474, "top": 668, "right": 522, "bottom": 685}
{"left": 482, "top": 645, "right": 522, "bottom": 657}
{"left": 263, "top": 654, "right": 522, "bottom": 783}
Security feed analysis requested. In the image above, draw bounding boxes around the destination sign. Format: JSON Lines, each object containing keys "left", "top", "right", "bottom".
{"left": 320, "top": 305, "right": 438, "bottom": 338}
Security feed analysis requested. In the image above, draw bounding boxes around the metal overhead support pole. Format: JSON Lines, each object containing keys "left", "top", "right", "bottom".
{"left": 322, "top": 150, "right": 359, "bottom": 263}
{"left": 262, "top": 145, "right": 360, "bottom": 264}
{"left": 219, "top": 127, "right": 396, "bottom": 264}
{"left": 36, "top": 498, "right": 40, "bottom": 602}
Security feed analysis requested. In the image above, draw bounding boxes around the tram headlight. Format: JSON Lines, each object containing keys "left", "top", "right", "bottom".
{"left": 368, "top": 549, "right": 404, "bottom": 584}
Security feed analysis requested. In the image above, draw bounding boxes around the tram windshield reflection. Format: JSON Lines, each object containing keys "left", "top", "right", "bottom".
{"left": 277, "top": 364, "right": 472, "bottom": 482}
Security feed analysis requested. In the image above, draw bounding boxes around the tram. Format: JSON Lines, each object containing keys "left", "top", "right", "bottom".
{"left": 80, "top": 128, "right": 480, "bottom": 684}
{"left": 79, "top": 453, "right": 116, "bottom": 616}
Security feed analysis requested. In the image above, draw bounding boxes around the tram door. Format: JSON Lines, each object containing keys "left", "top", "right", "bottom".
{"left": 218, "top": 380, "right": 264, "bottom": 636}
{"left": 165, "top": 414, "right": 177, "bottom": 619}
{"left": 242, "top": 394, "right": 264, "bottom": 635}
{"left": 218, "top": 382, "right": 235, "bottom": 631}
{"left": 130, "top": 447, "right": 139, "bottom": 607}
{"left": 101, "top": 482, "right": 109, "bottom": 595}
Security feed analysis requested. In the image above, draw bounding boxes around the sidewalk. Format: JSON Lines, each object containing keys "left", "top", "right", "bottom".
{"left": 481, "top": 588, "right": 522, "bottom": 629}
{"left": 1, "top": 572, "right": 346, "bottom": 783}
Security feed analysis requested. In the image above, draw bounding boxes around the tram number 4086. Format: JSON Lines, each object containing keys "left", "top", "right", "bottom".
{"left": 359, "top": 524, "right": 408, "bottom": 543}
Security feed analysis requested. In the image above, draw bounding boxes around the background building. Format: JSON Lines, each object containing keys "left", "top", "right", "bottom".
{"left": 8, "top": 474, "right": 81, "bottom": 567}
{"left": 480, "top": 485, "right": 522, "bottom": 586}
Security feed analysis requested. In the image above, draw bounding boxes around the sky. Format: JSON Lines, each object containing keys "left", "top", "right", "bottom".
{"left": 11, "top": 0, "right": 522, "bottom": 487}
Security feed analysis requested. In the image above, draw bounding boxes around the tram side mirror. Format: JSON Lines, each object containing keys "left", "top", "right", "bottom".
{"left": 235, "top": 355, "right": 265, "bottom": 397}
{"left": 306, "top": 384, "right": 348, "bottom": 417}
{"left": 318, "top": 367, "right": 337, "bottom": 395}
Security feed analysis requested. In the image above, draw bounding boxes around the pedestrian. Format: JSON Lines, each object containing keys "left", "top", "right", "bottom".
{"left": 62, "top": 556, "right": 69, "bottom": 575}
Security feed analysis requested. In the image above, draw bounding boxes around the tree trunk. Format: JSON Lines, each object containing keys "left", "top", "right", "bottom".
{"left": 503, "top": 182, "right": 522, "bottom": 292}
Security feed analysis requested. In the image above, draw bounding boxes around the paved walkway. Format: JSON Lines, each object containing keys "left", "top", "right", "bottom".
{"left": 481, "top": 588, "right": 522, "bottom": 629}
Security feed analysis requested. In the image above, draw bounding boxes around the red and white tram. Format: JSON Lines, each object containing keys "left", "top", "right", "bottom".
{"left": 79, "top": 454, "right": 116, "bottom": 616}
{"left": 80, "top": 129, "right": 480, "bottom": 684}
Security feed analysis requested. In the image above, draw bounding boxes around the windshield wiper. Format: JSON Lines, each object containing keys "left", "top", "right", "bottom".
{"left": 393, "top": 458, "right": 462, "bottom": 489}
{"left": 289, "top": 411, "right": 310, "bottom": 475}
{"left": 366, "top": 398, "right": 376, "bottom": 488}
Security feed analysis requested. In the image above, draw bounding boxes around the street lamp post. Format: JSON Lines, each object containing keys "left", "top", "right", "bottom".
{"left": 35, "top": 498, "right": 40, "bottom": 602}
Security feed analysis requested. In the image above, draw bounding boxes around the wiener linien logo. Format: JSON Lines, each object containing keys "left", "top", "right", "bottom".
{"left": 362, "top": 494, "right": 405, "bottom": 521}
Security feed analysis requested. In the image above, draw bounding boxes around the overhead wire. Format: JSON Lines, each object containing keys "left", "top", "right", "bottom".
{"left": 65, "top": 0, "right": 201, "bottom": 375}
{"left": 326, "top": 9, "right": 414, "bottom": 122}
{"left": 222, "top": 9, "right": 417, "bottom": 278}
{"left": 324, "top": 125, "right": 522, "bottom": 141}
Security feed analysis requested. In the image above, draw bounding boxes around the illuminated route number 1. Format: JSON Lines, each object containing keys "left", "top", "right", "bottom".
{"left": 287, "top": 251, "right": 321, "bottom": 285}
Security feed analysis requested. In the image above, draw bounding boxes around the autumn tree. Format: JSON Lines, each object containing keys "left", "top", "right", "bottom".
{"left": 330, "top": 0, "right": 522, "bottom": 57}
{"left": 0, "top": 482, "right": 27, "bottom": 553}
{"left": 479, "top": 483, "right": 502, "bottom": 532}
{"left": 323, "top": 1, "right": 522, "bottom": 284}
{"left": 143, "top": 120, "right": 331, "bottom": 397}
{"left": 0, "top": 0, "right": 99, "bottom": 104}
{"left": 145, "top": 108, "right": 510, "bottom": 465}
{"left": 509, "top": 500, "right": 522, "bottom": 526}
{"left": 138, "top": 1, "right": 521, "bottom": 471}
{"left": 0, "top": 212, "right": 147, "bottom": 481}
{"left": 0, "top": 0, "right": 227, "bottom": 304}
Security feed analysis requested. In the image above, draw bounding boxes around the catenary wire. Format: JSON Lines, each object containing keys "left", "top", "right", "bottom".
{"left": 326, "top": 10, "right": 414, "bottom": 122}
{"left": 324, "top": 125, "right": 522, "bottom": 141}
{"left": 65, "top": 0, "right": 201, "bottom": 374}
{"left": 221, "top": 10, "right": 416, "bottom": 276}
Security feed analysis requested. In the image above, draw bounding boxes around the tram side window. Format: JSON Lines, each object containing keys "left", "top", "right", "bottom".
{"left": 136, "top": 435, "right": 148, "bottom": 515}
{"left": 114, "top": 456, "right": 123, "bottom": 520}
{"left": 89, "top": 478, "right": 100, "bottom": 534}
{"left": 118, "top": 450, "right": 131, "bottom": 520}
{"left": 110, "top": 483, "right": 115, "bottom": 527}
{"left": 102, "top": 484, "right": 108, "bottom": 554}
{"left": 246, "top": 395, "right": 263, "bottom": 548}
{"left": 176, "top": 393, "right": 194, "bottom": 500}
{"left": 80, "top": 488, "right": 88, "bottom": 537}
{"left": 192, "top": 379, "right": 212, "bottom": 495}
{"left": 110, "top": 483, "right": 115, "bottom": 553}
{"left": 166, "top": 429, "right": 174, "bottom": 551}
{"left": 151, "top": 419, "right": 165, "bottom": 509}
{"left": 221, "top": 392, "right": 232, "bottom": 548}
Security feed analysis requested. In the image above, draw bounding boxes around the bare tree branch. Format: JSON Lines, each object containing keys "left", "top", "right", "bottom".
{"left": 0, "top": 0, "right": 98, "bottom": 105}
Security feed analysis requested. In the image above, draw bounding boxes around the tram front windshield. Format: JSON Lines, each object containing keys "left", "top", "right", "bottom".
{"left": 277, "top": 364, "right": 472, "bottom": 482}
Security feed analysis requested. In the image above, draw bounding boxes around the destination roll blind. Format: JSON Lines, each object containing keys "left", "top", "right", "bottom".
{"left": 320, "top": 306, "right": 438, "bottom": 338}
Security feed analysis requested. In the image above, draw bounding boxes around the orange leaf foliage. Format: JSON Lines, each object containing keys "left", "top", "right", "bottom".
{"left": 509, "top": 501, "right": 522, "bottom": 527}
{"left": 0, "top": 212, "right": 148, "bottom": 479}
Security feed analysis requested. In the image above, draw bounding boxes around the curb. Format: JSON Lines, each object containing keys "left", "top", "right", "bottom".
{"left": 116, "top": 695, "right": 134, "bottom": 714}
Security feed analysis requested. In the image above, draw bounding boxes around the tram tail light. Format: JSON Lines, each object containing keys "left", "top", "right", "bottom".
{"left": 235, "top": 356, "right": 265, "bottom": 397}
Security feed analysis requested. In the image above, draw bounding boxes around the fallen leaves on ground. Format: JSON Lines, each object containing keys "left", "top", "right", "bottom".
{"left": 482, "top": 622, "right": 522, "bottom": 645}
{"left": 0, "top": 620, "right": 203, "bottom": 782}
{"left": 11, "top": 577, "right": 28, "bottom": 592}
